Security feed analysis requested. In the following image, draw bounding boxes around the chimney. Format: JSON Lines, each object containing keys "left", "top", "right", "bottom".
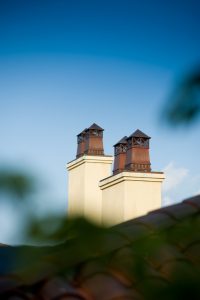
{"left": 113, "top": 136, "right": 128, "bottom": 174}
{"left": 76, "top": 129, "right": 87, "bottom": 158}
{"left": 125, "top": 129, "right": 151, "bottom": 172}
{"left": 100, "top": 129, "right": 165, "bottom": 226}
{"left": 67, "top": 123, "right": 113, "bottom": 224}
{"left": 84, "top": 123, "right": 104, "bottom": 156}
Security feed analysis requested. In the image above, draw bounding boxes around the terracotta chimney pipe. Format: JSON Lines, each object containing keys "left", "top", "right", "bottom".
{"left": 113, "top": 136, "right": 128, "bottom": 174}
{"left": 125, "top": 129, "right": 151, "bottom": 172}
{"left": 84, "top": 123, "right": 104, "bottom": 156}
{"left": 76, "top": 129, "right": 87, "bottom": 158}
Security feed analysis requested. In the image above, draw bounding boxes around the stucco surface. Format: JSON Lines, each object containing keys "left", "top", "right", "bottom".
{"left": 100, "top": 171, "right": 165, "bottom": 225}
{"left": 67, "top": 155, "right": 113, "bottom": 223}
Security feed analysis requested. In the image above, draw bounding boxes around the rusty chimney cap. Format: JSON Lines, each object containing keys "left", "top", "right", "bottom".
{"left": 77, "top": 128, "right": 87, "bottom": 137}
{"left": 128, "top": 129, "right": 151, "bottom": 139}
{"left": 87, "top": 123, "right": 104, "bottom": 131}
{"left": 113, "top": 136, "right": 128, "bottom": 147}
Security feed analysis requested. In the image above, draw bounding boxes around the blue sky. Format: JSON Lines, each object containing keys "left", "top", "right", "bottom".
{"left": 0, "top": 0, "right": 200, "bottom": 243}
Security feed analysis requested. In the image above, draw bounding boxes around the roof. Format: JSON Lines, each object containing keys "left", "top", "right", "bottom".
{"left": 0, "top": 195, "right": 200, "bottom": 299}
{"left": 77, "top": 128, "right": 87, "bottom": 137}
{"left": 87, "top": 123, "right": 104, "bottom": 131}
{"left": 77, "top": 123, "right": 103, "bottom": 136}
{"left": 113, "top": 136, "right": 128, "bottom": 147}
{"left": 0, "top": 243, "right": 8, "bottom": 247}
{"left": 128, "top": 129, "right": 151, "bottom": 139}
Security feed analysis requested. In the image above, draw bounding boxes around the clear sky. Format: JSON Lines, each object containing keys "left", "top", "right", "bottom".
{"left": 0, "top": 0, "right": 200, "bottom": 243}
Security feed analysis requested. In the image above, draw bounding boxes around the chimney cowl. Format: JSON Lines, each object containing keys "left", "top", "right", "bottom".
{"left": 84, "top": 123, "right": 104, "bottom": 156}
{"left": 87, "top": 123, "right": 104, "bottom": 131}
{"left": 113, "top": 136, "right": 128, "bottom": 175}
{"left": 126, "top": 129, "right": 151, "bottom": 149}
{"left": 76, "top": 129, "right": 87, "bottom": 158}
{"left": 128, "top": 129, "right": 151, "bottom": 139}
{"left": 125, "top": 129, "right": 151, "bottom": 172}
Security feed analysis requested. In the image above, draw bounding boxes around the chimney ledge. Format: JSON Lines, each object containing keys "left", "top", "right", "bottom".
{"left": 67, "top": 155, "right": 114, "bottom": 171}
{"left": 99, "top": 171, "right": 165, "bottom": 190}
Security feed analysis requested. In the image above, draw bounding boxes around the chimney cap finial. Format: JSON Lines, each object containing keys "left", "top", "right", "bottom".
{"left": 128, "top": 129, "right": 151, "bottom": 139}
{"left": 87, "top": 123, "right": 104, "bottom": 131}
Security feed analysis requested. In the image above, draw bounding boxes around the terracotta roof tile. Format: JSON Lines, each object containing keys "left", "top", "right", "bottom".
{"left": 113, "top": 223, "right": 151, "bottom": 243}
{"left": 97, "top": 231, "right": 129, "bottom": 253}
{"left": 80, "top": 273, "right": 139, "bottom": 300}
{"left": 108, "top": 247, "right": 137, "bottom": 283}
{"left": 146, "top": 244, "right": 184, "bottom": 270}
{"left": 38, "top": 277, "right": 87, "bottom": 300}
{"left": 0, "top": 195, "right": 200, "bottom": 298}
{"left": 159, "top": 202, "right": 198, "bottom": 221}
{"left": 138, "top": 275, "right": 169, "bottom": 291}
{"left": 76, "top": 260, "right": 109, "bottom": 284}
{"left": 109, "top": 268, "right": 133, "bottom": 288}
{"left": 183, "top": 194, "right": 200, "bottom": 210}
{"left": 109, "top": 247, "right": 165, "bottom": 289}
{"left": 167, "top": 216, "right": 200, "bottom": 250}
{"left": 183, "top": 241, "right": 200, "bottom": 265}
{"left": 159, "top": 258, "right": 195, "bottom": 279}
{"left": 131, "top": 211, "right": 176, "bottom": 231}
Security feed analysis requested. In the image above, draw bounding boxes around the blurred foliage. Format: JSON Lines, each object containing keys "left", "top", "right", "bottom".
{"left": 26, "top": 215, "right": 108, "bottom": 245}
{"left": 0, "top": 213, "right": 198, "bottom": 299}
{"left": 0, "top": 169, "right": 34, "bottom": 200}
{"left": 163, "top": 67, "right": 200, "bottom": 126}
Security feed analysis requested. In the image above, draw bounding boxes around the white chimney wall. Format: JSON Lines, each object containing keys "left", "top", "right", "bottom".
{"left": 67, "top": 155, "right": 113, "bottom": 224}
{"left": 99, "top": 171, "right": 165, "bottom": 226}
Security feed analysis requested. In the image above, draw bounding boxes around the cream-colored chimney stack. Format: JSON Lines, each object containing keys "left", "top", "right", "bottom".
{"left": 99, "top": 130, "right": 165, "bottom": 226}
{"left": 67, "top": 123, "right": 113, "bottom": 224}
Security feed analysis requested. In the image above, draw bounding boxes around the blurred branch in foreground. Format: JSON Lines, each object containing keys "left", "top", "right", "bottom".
{"left": 163, "top": 67, "right": 200, "bottom": 126}
{"left": 0, "top": 168, "right": 35, "bottom": 200}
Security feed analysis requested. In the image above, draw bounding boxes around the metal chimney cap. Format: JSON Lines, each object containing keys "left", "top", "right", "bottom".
{"left": 128, "top": 129, "right": 151, "bottom": 139}
{"left": 113, "top": 136, "right": 128, "bottom": 147}
{"left": 87, "top": 123, "right": 104, "bottom": 131}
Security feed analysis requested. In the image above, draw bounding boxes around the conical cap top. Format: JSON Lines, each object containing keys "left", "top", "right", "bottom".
{"left": 88, "top": 123, "right": 104, "bottom": 131}
{"left": 114, "top": 136, "right": 128, "bottom": 147}
{"left": 129, "top": 129, "right": 150, "bottom": 139}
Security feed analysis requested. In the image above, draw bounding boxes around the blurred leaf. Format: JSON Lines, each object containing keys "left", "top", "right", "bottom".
{"left": 1, "top": 213, "right": 200, "bottom": 299}
{"left": 26, "top": 215, "right": 108, "bottom": 243}
{"left": 0, "top": 169, "right": 34, "bottom": 199}
{"left": 16, "top": 216, "right": 114, "bottom": 282}
{"left": 163, "top": 67, "right": 200, "bottom": 126}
